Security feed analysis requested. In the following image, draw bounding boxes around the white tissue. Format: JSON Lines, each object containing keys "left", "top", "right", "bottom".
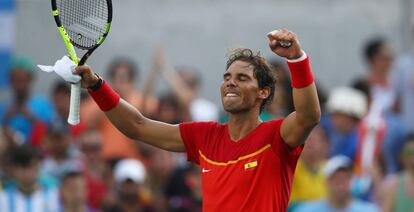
{"left": 38, "top": 56, "right": 81, "bottom": 83}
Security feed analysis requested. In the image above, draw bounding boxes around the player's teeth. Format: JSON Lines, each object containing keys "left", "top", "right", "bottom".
{"left": 226, "top": 93, "right": 237, "bottom": 97}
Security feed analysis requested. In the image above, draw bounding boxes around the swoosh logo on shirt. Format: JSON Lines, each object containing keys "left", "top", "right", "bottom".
{"left": 202, "top": 168, "right": 211, "bottom": 173}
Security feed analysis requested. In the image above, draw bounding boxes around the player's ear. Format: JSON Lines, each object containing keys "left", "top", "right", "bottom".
{"left": 258, "top": 87, "right": 270, "bottom": 100}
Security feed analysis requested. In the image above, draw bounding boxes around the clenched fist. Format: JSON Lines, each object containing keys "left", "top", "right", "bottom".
{"left": 267, "top": 28, "right": 304, "bottom": 60}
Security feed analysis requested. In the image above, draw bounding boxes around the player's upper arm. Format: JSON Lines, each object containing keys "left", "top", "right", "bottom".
{"left": 280, "top": 83, "right": 321, "bottom": 147}
{"left": 280, "top": 111, "right": 317, "bottom": 148}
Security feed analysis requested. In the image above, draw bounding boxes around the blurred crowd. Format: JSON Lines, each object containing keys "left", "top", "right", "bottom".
{"left": 0, "top": 35, "right": 414, "bottom": 212}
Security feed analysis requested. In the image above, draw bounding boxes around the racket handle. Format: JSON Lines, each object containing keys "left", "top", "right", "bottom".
{"left": 68, "top": 83, "right": 81, "bottom": 125}
{"left": 278, "top": 41, "right": 292, "bottom": 48}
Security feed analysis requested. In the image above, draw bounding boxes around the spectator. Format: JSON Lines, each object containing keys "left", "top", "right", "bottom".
{"left": 102, "top": 159, "right": 153, "bottom": 212}
{"left": 156, "top": 93, "right": 184, "bottom": 124}
{"left": 165, "top": 164, "right": 202, "bottom": 212}
{"left": 40, "top": 123, "right": 81, "bottom": 181}
{"left": 59, "top": 171, "right": 95, "bottom": 212}
{"left": 0, "top": 57, "right": 54, "bottom": 146}
{"left": 347, "top": 38, "right": 406, "bottom": 201}
{"left": 289, "top": 127, "right": 329, "bottom": 211}
{"left": 146, "top": 147, "right": 178, "bottom": 211}
{"left": 81, "top": 58, "right": 156, "bottom": 163}
{"left": 381, "top": 134, "right": 414, "bottom": 212}
{"left": 0, "top": 145, "right": 59, "bottom": 211}
{"left": 295, "top": 155, "right": 379, "bottom": 212}
{"left": 391, "top": 23, "right": 414, "bottom": 133}
{"left": 151, "top": 48, "right": 219, "bottom": 122}
{"left": 266, "top": 59, "right": 294, "bottom": 118}
{"left": 79, "top": 130, "right": 108, "bottom": 210}
{"left": 51, "top": 81, "right": 86, "bottom": 139}
{"left": 321, "top": 87, "right": 367, "bottom": 160}
{"left": 352, "top": 37, "right": 405, "bottom": 176}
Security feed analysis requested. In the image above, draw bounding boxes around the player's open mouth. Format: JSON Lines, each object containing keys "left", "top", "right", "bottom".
{"left": 225, "top": 93, "right": 238, "bottom": 97}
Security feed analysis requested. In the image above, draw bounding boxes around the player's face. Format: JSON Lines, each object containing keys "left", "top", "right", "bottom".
{"left": 221, "top": 61, "right": 261, "bottom": 113}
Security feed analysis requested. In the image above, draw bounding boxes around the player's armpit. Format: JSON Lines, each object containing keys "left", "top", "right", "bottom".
{"left": 105, "top": 99, "right": 185, "bottom": 152}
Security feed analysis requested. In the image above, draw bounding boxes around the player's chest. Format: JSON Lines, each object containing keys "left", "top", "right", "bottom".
{"left": 198, "top": 145, "right": 279, "bottom": 190}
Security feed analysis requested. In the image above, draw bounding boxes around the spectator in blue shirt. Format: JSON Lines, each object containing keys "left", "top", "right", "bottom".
{"left": 295, "top": 155, "right": 379, "bottom": 212}
{"left": 0, "top": 57, "right": 54, "bottom": 146}
{"left": 321, "top": 87, "right": 368, "bottom": 160}
{"left": 0, "top": 145, "right": 59, "bottom": 212}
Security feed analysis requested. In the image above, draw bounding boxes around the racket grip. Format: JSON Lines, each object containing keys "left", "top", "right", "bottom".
{"left": 67, "top": 83, "right": 81, "bottom": 125}
{"left": 278, "top": 41, "right": 292, "bottom": 48}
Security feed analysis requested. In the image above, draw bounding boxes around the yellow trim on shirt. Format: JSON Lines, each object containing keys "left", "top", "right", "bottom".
{"left": 199, "top": 144, "right": 271, "bottom": 166}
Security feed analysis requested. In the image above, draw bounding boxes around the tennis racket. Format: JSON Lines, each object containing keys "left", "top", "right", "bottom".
{"left": 51, "top": 0, "right": 112, "bottom": 125}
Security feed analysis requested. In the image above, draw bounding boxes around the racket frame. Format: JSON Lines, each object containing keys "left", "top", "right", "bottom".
{"left": 51, "top": 0, "right": 112, "bottom": 125}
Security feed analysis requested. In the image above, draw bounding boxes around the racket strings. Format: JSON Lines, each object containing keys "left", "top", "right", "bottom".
{"left": 57, "top": 0, "right": 108, "bottom": 49}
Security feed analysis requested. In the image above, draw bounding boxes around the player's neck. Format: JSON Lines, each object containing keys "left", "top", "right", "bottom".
{"left": 227, "top": 112, "right": 261, "bottom": 142}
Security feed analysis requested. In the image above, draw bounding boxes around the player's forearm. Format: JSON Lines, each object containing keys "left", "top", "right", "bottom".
{"left": 88, "top": 80, "right": 185, "bottom": 151}
{"left": 104, "top": 100, "right": 185, "bottom": 151}
{"left": 104, "top": 99, "right": 145, "bottom": 140}
{"left": 287, "top": 54, "right": 321, "bottom": 129}
{"left": 87, "top": 80, "right": 144, "bottom": 140}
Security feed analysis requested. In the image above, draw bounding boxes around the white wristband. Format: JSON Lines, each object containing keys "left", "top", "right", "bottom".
{"left": 286, "top": 51, "right": 307, "bottom": 63}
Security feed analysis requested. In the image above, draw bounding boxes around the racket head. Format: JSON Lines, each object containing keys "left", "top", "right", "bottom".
{"left": 51, "top": 0, "right": 112, "bottom": 51}
{"left": 51, "top": 0, "right": 112, "bottom": 125}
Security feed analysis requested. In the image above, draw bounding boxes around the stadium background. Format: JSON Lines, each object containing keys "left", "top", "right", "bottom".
{"left": 8, "top": 0, "right": 412, "bottom": 103}
{"left": 1, "top": 0, "right": 414, "bottom": 211}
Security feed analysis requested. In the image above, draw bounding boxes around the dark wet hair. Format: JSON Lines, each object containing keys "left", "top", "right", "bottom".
{"left": 226, "top": 48, "right": 276, "bottom": 112}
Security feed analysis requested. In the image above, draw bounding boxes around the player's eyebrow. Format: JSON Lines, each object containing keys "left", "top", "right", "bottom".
{"left": 223, "top": 72, "right": 231, "bottom": 79}
{"left": 223, "top": 72, "right": 253, "bottom": 80}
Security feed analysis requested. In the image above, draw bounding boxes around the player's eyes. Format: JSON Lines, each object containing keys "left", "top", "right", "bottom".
{"left": 239, "top": 76, "right": 248, "bottom": 81}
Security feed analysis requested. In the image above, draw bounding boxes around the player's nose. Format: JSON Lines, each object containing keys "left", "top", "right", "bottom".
{"left": 225, "top": 77, "right": 237, "bottom": 87}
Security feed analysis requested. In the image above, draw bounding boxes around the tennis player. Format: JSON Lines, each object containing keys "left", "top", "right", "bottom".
{"left": 75, "top": 28, "right": 320, "bottom": 211}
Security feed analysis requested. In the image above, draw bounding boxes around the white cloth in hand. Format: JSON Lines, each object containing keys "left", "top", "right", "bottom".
{"left": 37, "top": 56, "right": 81, "bottom": 83}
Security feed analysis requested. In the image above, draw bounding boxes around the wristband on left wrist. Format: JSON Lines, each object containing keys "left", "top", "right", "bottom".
{"left": 88, "top": 80, "right": 121, "bottom": 111}
{"left": 286, "top": 55, "right": 314, "bottom": 88}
